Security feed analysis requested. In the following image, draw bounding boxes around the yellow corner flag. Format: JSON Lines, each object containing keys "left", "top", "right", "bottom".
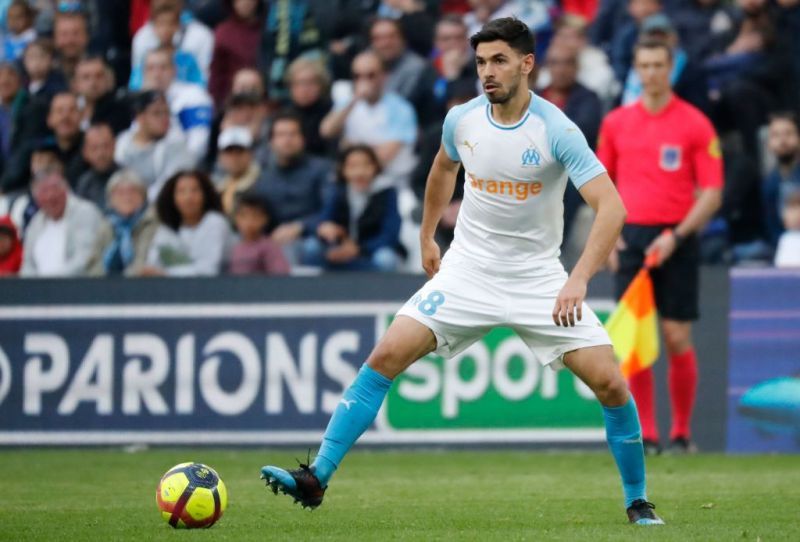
{"left": 605, "top": 255, "right": 659, "bottom": 378}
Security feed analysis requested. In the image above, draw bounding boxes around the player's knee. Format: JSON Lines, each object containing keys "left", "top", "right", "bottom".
{"left": 662, "top": 325, "right": 691, "bottom": 354}
{"left": 594, "top": 372, "right": 629, "bottom": 407}
{"left": 366, "top": 340, "right": 404, "bottom": 377}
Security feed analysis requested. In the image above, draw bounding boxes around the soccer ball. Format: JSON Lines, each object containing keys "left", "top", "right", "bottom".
{"left": 156, "top": 462, "right": 228, "bottom": 528}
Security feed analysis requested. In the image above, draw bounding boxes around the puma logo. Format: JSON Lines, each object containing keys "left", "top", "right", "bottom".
{"left": 340, "top": 398, "right": 357, "bottom": 410}
{"left": 462, "top": 139, "right": 478, "bottom": 156}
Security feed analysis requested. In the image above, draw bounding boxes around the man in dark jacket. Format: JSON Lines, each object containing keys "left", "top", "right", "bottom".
{"left": 251, "top": 111, "right": 334, "bottom": 249}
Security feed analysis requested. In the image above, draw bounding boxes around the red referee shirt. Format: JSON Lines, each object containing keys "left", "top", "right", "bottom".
{"left": 597, "top": 95, "right": 724, "bottom": 225}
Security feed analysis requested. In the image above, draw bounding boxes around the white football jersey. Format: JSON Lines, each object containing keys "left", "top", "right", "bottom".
{"left": 442, "top": 91, "right": 606, "bottom": 275}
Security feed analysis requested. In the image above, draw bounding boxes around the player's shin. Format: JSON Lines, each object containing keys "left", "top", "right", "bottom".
{"left": 602, "top": 395, "right": 648, "bottom": 507}
{"left": 312, "top": 364, "right": 393, "bottom": 486}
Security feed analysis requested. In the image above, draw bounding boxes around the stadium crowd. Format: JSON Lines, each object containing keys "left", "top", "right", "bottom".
{"left": 0, "top": 0, "right": 799, "bottom": 278}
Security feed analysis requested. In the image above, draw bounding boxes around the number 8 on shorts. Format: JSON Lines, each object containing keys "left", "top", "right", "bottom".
{"left": 418, "top": 291, "right": 445, "bottom": 316}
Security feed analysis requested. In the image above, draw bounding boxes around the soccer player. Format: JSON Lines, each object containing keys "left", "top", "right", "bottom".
{"left": 261, "top": 18, "right": 664, "bottom": 525}
{"left": 599, "top": 39, "right": 723, "bottom": 455}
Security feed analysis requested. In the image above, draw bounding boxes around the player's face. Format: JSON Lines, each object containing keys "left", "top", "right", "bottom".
{"left": 634, "top": 47, "right": 672, "bottom": 96}
{"left": 475, "top": 41, "right": 533, "bottom": 104}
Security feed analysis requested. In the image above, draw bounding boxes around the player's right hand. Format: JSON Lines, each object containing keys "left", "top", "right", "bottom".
{"left": 420, "top": 236, "right": 441, "bottom": 278}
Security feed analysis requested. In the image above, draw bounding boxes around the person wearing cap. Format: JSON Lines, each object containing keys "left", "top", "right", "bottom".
{"left": 621, "top": 13, "right": 708, "bottom": 110}
{"left": 114, "top": 90, "right": 195, "bottom": 202}
{"left": 75, "top": 123, "right": 119, "bottom": 209}
{"left": 88, "top": 169, "right": 159, "bottom": 276}
{"left": 215, "top": 125, "right": 260, "bottom": 218}
{"left": 20, "top": 168, "right": 104, "bottom": 277}
{"left": 598, "top": 39, "right": 723, "bottom": 454}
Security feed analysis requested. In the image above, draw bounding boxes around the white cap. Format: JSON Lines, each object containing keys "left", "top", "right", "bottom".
{"left": 218, "top": 126, "right": 253, "bottom": 150}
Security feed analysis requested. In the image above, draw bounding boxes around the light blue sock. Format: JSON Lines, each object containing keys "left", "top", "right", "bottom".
{"left": 602, "top": 396, "right": 647, "bottom": 507}
{"left": 312, "top": 364, "right": 392, "bottom": 486}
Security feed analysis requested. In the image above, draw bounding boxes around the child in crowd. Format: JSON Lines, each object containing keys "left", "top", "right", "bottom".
{"left": 0, "top": 215, "right": 22, "bottom": 275}
{"left": 301, "top": 145, "right": 405, "bottom": 272}
{"left": 22, "top": 38, "right": 64, "bottom": 98}
{"left": 228, "top": 192, "right": 290, "bottom": 276}
{"left": 3, "top": 0, "right": 36, "bottom": 61}
{"left": 774, "top": 189, "right": 800, "bottom": 268}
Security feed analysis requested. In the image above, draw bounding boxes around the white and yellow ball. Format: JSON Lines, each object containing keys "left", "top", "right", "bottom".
{"left": 156, "top": 462, "right": 228, "bottom": 528}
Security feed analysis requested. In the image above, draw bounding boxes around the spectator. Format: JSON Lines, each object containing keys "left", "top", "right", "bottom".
{"left": 22, "top": 38, "right": 65, "bottom": 101}
{"left": 671, "top": 0, "right": 735, "bottom": 64}
{"left": 369, "top": 17, "right": 440, "bottom": 125}
{"left": 88, "top": 169, "right": 159, "bottom": 276}
{"left": 763, "top": 113, "right": 800, "bottom": 246}
{"left": 215, "top": 90, "right": 270, "bottom": 167}
{"left": 321, "top": 51, "right": 417, "bottom": 189}
{"left": 215, "top": 126, "right": 260, "bottom": 218}
{"left": 706, "top": 0, "right": 795, "bottom": 161}
{"left": 259, "top": 0, "right": 322, "bottom": 100}
{"left": 252, "top": 111, "right": 334, "bottom": 250}
{"left": 3, "top": 91, "right": 85, "bottom": 193}
{"left": 774, "top": 189, "right": 800, "bottom": 267}
{"left": 301, "top": 144, "right": 404, "bottom": 272}
{"left": 538, "top": 43, "right": 603, "bottom": 244}
{"left": 72, "top": 56, "right": 133, "bottom": 134}
{"left": 599, "top": 40, "right": 723, "bottom": 454}
{"left": 2, "top": 0, "right": 36, "bottom": 61}
{"left": 53, "top": 9, "right": 90, "bottom": 82}
{"left": 114, "top": 90, "right": 195, "bottom": 201}
{"left": 132, "top": 0, "right": 214, "bottom": 83}
{"left": 75, "top": 124, "right": 119, "bottom": 209}
{"left": 539, "top": 45, "right": 603, "bottom": 150}
{"left": 542, "top": 15, "right": 619, "bottom": 106}
{"left": 0, "top": 214, "right": 21, "bottom": 275}
{"left": 146, "top": 169, "right": 233, "bottom": 276}
{"left": 21, "top": 169, "right": 104, "bottom": 277}
{"left": 0, "top": 61, "right": 23, "bottom": 169}
{"left": 285, "top": 57, "right": 332, "bottom": 157}
{"left": 620, "top": 14, "right": 709, "bottom": 111}
{"left": 141, "top": 46, "right": 213, "bottom": 162}
{"left": 430, "top": 15, "right": 477, "bottom": 107}
{"left": 464, "top": 0, "right": 552, "bottom": 53}
{"left": 377, "top": 0, "right": 438, "bottom": 56}
{"left": 228, "top": 192, "right": 290, "bottom": 275}
{"left": 231, "top": 66, "right": 266, "bottom": 97}
{"left": 129, "top": 3, "right": 206, "bottom": 90}
{"left": 610, "top": 0, "right": 662, "bottom": 83}
{"left": 209, "top": 0, "right": 263, "bottom": 109}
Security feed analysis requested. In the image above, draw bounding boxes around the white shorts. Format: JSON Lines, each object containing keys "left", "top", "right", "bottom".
{"left": 396, "top": 253, "right": 612, "bottom": 370}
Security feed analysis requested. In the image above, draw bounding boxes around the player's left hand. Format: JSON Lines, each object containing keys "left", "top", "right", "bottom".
{"left": 553, "top": 276, "right": 587, "bottom": 327}
{"left": 645, "top": 230, "right": 677, "bottom": 267}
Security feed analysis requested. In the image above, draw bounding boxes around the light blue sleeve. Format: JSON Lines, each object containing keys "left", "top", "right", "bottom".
{"left": 548, "top": 110, "right": 607, "bottom": 189}
{"left": 385, "top": 96, "right": 418, "bottom": 145}
{"left": 441, "top": 104, "right": 462, "bottom": 162}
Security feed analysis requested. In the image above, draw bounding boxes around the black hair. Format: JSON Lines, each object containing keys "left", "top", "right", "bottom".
{"left": 469, "top": 17, "right": 535, "bottom": 56}
{"left": 155, "top": 170, "right": 223, "bottom": 231}
{"left": 337, "top": 144, "right": 382, "bottom": 185}
{"left": 234, "top": 192, "right": 275, "bottom": 232}
{"left": 132, "top": 90, "right": 167, "bottom": 115}
{"left": 633, "top": 38, "right": 673, "bottom": 62}
{"left": 269, "top": 110, "right": 304, "bottom": 139}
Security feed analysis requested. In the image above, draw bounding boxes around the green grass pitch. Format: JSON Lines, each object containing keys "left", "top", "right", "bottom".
{"left": 1, "top": 448, "right": 798, "bottom": 541}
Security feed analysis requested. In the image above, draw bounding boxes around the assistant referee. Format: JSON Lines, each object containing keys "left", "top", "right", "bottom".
{"left": 597, "top": 39, "right": 723, "bottom": 454}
